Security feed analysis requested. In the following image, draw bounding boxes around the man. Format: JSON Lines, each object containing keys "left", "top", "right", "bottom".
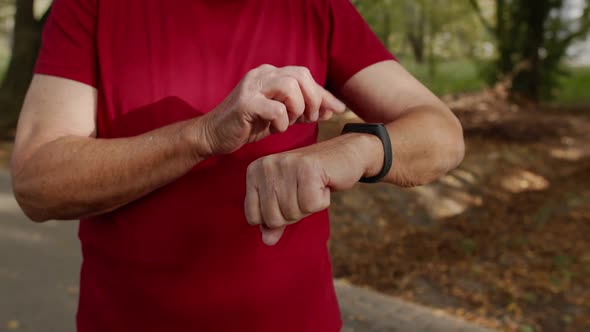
{"left": 10, "top": 0, "right": 464, "bottom": 331}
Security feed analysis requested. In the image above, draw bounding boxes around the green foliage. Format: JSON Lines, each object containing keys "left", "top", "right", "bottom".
{"left": 555, "top": 66, "right": 590, "bottom": 103}
{"left": 401, "top": 58, "right": 487, "bottom": 95}
{"left": 401, "top": 56, "right": 590, "bottom": 102}
{"left": 353, "top": 0, "right": 487, "bottom": 62}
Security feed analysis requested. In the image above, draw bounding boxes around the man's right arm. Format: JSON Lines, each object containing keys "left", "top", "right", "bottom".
{"left": 11, "top": 67, "right": 346, "bottom": 222}
{"left": 11, "top": 75, "right": 213, "bottom": 222}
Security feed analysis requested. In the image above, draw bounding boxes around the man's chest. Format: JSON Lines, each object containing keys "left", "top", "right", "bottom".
{"left": 95, "top": 0, "right": 330, "bottom": 121}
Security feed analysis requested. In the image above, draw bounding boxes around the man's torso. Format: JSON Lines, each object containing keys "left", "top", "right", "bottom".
{"left": 77, "top": 1, "right": 340, "bottom": 331}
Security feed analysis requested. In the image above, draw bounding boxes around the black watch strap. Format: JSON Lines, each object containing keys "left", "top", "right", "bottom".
{"left": 341, "top": 123, "right": 393, "bottom": 183}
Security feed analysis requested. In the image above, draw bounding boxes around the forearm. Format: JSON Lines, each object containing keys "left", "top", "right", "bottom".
{"left": 345, "top": 106, "right": 465, "bottom": 187}
{"left": 12, "top": 118, "right": 206, "bottom": 222}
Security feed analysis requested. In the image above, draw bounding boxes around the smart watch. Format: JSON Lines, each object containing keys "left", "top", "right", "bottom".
{"left": 341, "top": 123, "right": 393, "bottom": 183}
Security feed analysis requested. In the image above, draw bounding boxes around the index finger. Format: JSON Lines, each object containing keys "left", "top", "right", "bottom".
{"left": 282, "top": 67, "right": 346, "bottom": 120}
{"left": 319, "top": 88, "right": 347, "bottom": 114}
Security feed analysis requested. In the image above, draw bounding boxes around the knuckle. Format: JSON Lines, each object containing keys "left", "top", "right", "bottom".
{"left": 298, "top": 156, "right": 318, "bottom": 174}
{"left": 244, "top": 68, "right": 255, "bottom": 78}
{"left": 307, "top": 90, "right": 321, "bottom": 109}
{"left": 245, "top": 210, "right": 260, "bottom": 225}
{"left": 277, "top": 155, "right": 294, "bottom": 169}
{"left": 298, "top": 66, "right": 312, "bottom": 78}
{"left": 266, "top": 218, "right": 284, "bottom": 229}
{"left": 248, "top": 64, "right": 274, "bottom": 81}
{"left": 300, "top": 199, "right": 317, "bottom": 214}
{"left": 274, "top": 103, "right": 287, "bottom": 117}
{"left": 246, "top": 160, "right": 261, "bottom": 177}
{"left": 282, "top": 77, "right": 300, "bottom": 91}
{"left": 258, "top": 64, "right": 274, "bottom": 71}
{"left": 301, "top": 195, "right": 329, "bottom": 214}
{"left": 261, "top": 156, "right": 277, "bottom": 172}
{"left": 236, "top": 79, "right": 257, "bottom": 101}
{"left": 301, "top": 200, "right": 316, "bottom": 214}
{"left": 244, "top": 69, "right": 258, "bottom": 82}
{"left": 283, "top": 209, "right": 302, "bottom": 222}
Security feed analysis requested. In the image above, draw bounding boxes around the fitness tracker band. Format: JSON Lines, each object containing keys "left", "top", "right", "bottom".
{"left": 341, "top": 123, "right": 393, "bottom": 183}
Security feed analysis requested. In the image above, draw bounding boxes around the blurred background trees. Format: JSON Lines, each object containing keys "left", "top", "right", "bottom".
{"left": 0, "top": 0, "right": 49, "bottom": 128}
{"left": 472, "top": 0, "right": 590, "bottom": 101}
{"left": 352, "top": 0, "right": 590, "bottom": 102}
{"left": 352, "top": 0, "right": 485, "bottom": 72}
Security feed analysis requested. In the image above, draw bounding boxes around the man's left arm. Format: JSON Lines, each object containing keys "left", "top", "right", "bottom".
{"left": 245, "top": 60, "right": 465, "bottom": 245}
{"left": 337, "top": 60, "right": 465, "bottom": 187}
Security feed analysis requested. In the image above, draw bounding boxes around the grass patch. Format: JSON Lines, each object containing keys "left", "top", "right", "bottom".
{"left": 555, "top": 66, "right": 590, "bottom": 104}
{"left": 400, "top": 57, "right": 590, "bottom": 104}
{"left": 399, "top": 58, "right": 487, "bottom": 96}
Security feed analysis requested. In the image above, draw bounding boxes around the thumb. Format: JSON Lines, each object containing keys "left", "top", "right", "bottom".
{"left": 260, "top": 225, "right": 286, "bottom": 246}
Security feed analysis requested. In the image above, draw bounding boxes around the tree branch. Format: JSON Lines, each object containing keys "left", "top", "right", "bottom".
{"left": 557, "top": 0, "right": 590, "bottom": 49}
{"left": 468, "top": 0, "right": 494, "bottom": 34}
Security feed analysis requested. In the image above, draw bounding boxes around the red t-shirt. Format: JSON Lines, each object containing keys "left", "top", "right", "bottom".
{"left": 35, "top": 0, "right": 394, "bottom": 331}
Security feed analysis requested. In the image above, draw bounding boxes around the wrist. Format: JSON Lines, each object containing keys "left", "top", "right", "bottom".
{"left": 342, "top": 132, "right": 385, "bottom": 179}
{"left": 179, "top": 115, "right": 215, "bottom": 163}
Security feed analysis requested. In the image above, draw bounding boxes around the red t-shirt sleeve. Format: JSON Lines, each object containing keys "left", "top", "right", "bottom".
{"left": 326, "top": 0, "right": 396, "bottom": 91}
{"left": 34, "top": 0, "right": 98, "bottom": 87}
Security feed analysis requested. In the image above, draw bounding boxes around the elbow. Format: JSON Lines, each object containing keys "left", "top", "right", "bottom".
{"left": 13, "top": 188, "right": 52, "bottom": 223}
{"left": 423, "top": 105, "right": 465, "bottom": 182}
{"left": 11, "top": 173, "right": 53, "bottom": 223}
{"left": 23, "top": 209, "right": 51, "bottom": 223}
{"left": 402, "top": 120, "right": 465, "bottom": 188}
{"left": 431, "top": 118, "right": 465, "bottom": 179}
{"left": 444, "top": 130, "right": 465, "bottom": 172}
{"left": 414, "top": 141, "right": 464, "bottom": 187}
{"left": 391, "top": 107, "right": 465, "bottom": 188}
{"left": 14, "top": 201, "right": 52, "bottom": 223}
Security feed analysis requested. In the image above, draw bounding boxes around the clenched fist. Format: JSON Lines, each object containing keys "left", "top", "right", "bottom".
{"left": 244, "top": 133, "right": 382, "bottom": 246}
{"left": 200, "top": 64, "right": 346, "bottom": 156}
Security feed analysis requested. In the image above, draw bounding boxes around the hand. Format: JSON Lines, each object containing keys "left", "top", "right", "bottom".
{"left": 200, "top": 64, "right": 346, "bottom": 156}
{"left": 244, "top": 133, "right": 379, "bottom": 246}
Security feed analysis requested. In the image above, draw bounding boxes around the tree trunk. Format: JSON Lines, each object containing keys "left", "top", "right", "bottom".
{"left": 495, "top": 0, "right": 513, "bottom": 75}
{"left": 407, "top": 32, "right": 425, "bottom": 63}
{"left": 0, "top": 0, "right": 46, "bottom": 129}
{"left": 520, "top": 0, "right": 549, "bottom": 101}
{"left": 406, "top": 7, "right": 426, "bottom": 64}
